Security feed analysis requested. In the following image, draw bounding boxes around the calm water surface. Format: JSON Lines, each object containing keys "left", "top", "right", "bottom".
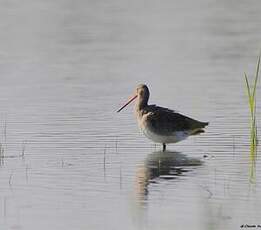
{"left": 0, "top": 0, "right": 261, "bottom": 229}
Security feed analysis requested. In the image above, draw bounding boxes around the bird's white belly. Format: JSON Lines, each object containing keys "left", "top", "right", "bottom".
{"left": 141, "top": 126, "right": 188, "bottom": 144}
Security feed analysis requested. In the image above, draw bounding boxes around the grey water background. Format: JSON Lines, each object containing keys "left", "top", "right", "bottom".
{"left": 0, "top": 0, "right": 261, "bottom": 229}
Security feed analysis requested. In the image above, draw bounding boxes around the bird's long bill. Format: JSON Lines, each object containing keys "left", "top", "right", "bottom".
{"left": 117, "top": 95, "right": 137, "bottom": 112}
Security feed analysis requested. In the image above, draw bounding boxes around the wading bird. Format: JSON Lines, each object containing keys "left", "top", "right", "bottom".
{"left": 117, "top": 84, "right": 208, "bottom": 151}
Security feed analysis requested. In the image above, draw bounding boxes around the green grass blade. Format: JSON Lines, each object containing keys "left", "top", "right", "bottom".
{"left": 244, "top": 73, "right": 254, "bottom": 119}
{"left": 252, "top": 54, "right": 260, "bottom": 99}
{"left": 244, "top": 54, "right": 260, "bottom": 183}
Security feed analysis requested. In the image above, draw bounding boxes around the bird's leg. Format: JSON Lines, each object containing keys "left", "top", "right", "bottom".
{"left": 162, "top": 143, "right": 166, "bottom": 152}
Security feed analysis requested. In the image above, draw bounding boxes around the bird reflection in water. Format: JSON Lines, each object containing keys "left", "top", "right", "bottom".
{"left": 131, "top": 151, "right": 202, "bottom": 228}
{"left": 134, "top": 151, "right": 202, "bottom": 202}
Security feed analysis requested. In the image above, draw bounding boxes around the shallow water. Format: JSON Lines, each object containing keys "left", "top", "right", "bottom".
{"left": 0, "top": 0, "right": 261, "bottom": 229}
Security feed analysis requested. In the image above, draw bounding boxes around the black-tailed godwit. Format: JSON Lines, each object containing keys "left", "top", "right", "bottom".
{"left": 117, "top": 84, "right": 208, "bottom": 151}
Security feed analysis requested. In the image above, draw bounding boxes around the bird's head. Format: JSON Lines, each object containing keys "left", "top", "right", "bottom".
{"left": 117, "top": 84, "right": 149, "bottom": 112}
